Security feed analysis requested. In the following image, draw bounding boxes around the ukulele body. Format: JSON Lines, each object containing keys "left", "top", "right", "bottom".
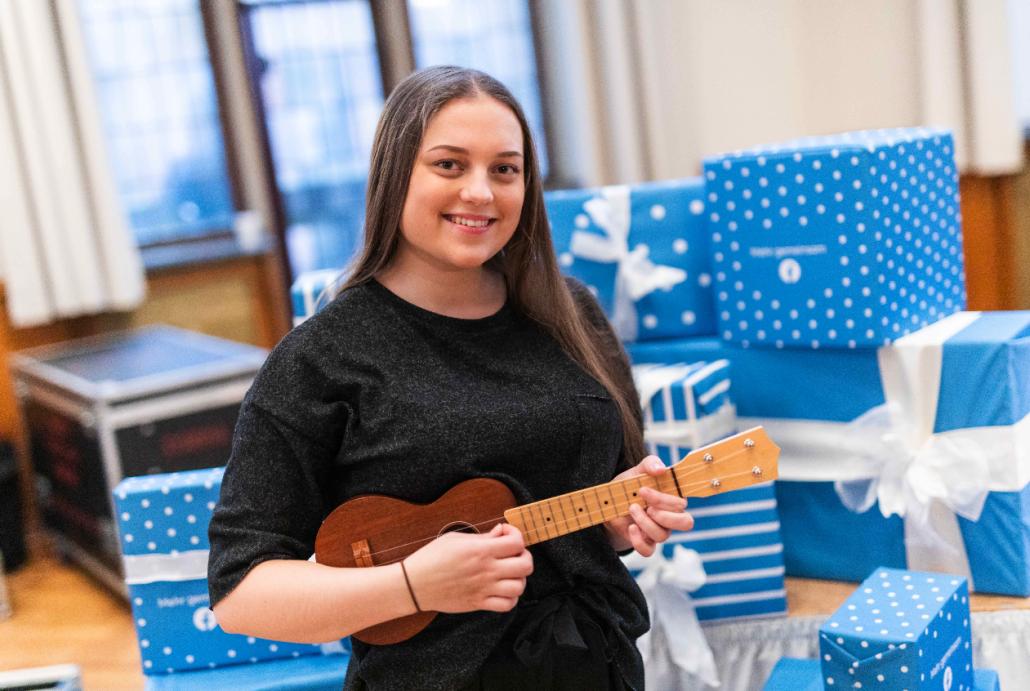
{"left": 314, "top": 477, "right": 517, "bottom": 645}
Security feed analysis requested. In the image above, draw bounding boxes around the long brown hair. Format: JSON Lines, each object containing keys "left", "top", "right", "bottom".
{"left": 333, "top": 66, "right": 645, "bottom": 466}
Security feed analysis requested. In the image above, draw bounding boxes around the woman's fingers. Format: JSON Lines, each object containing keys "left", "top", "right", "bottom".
{"left": 639, "top": 486, "right": 687, "bottom": 512}
{"left": 628, "top": 524, "right": 656, "bottom": 557}
{"left": 629, "top": 503, "right": 670, "bottom": 544}
{"left": 646, "top": 506, "right": 694, "bottom": 532}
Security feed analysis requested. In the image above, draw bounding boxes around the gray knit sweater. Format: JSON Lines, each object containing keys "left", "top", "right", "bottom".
{"left": 207, "top": 278, "right": 648, "bottom": 690}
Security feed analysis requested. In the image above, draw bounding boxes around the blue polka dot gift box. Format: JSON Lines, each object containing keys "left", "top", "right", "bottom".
{"left": 544, "top": 178, "right": 717, "bottom": 342}
{"left": 144, "top": 653, "right": 350, "bottom": 690}
{"left": 703, "top": 128, "right": 966, "bottom": 349}
{"left": 761, "top": 658, "right": 1000, "bottom": 691}
{"left": 819, "top": 568, "right": 973, "bottom": 691}
{"left": 113, "top": 469, "right": 346, "bottom": 675}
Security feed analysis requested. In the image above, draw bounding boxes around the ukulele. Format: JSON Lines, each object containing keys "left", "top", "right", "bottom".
{"left": 314, "top": 426, "right": 779, "bottom": 645}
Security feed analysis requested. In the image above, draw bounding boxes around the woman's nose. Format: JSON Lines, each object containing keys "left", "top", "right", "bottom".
{"left": 459, "top": 170, "right": 493, "bottom": 205}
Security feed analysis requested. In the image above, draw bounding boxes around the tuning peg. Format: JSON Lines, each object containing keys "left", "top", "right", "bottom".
{"left": 703, "top": 453, "right": 714, "bottom": 463}
{"left": 710, "top": 479, "right": 722, "bottom": 489}
{"left": 744, "top": 438, "right": 755, "bottom": 448}
{"left": 752, "top": 466, "right": 763, "bottom": 477}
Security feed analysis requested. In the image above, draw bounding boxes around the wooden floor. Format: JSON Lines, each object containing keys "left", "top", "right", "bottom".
{"left": 0, "top": 551, "right": 142, "bottom": 690}
{"left": 2, "top": 547, "right": 1028, "bottom": 690}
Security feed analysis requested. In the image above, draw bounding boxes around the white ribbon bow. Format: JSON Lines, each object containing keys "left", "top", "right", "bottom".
{"left": 834, "top": 402, "right": 991, "bottom": 563}
{"left": 753, "top": 311, "right": 1030, "bottom": 588}
{"left": 624, "top": 546, "right": 720, "bottom": 688}
{"left": 570, "top": 186, "right": 687, "bottom": 341}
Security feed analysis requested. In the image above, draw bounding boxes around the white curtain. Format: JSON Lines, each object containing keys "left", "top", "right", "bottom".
{"left": 0, "top": 0, "right": 144, "bottom": 328}
{"left": 539, "top": 0, "right": 1026, "bottom": 186}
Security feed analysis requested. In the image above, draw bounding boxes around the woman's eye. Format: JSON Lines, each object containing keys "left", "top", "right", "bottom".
{"left": 434, "top": 160, "right": 462, "bottom": 171}
{"left": 496, "top": 164, "right": 520, "bottom": 175}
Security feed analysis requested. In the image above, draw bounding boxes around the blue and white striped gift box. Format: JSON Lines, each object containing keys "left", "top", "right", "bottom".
{"left": 633, "top": 360, "right": 735, "bottom": 465}
{"left": 665, "top": 483, "right": 787, "bottom": 622}
{"left": 629, "top": 360, "right": 787, "bottom": 622}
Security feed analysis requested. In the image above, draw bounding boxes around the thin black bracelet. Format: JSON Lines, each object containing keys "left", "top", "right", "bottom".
{"left": 399, "top": 560, "right": 422, "bottom": 612}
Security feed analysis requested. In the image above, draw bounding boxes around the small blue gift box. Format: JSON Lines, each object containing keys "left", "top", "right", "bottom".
{"left": 762, "top": 658, "right": 1000, "bottom": 691}
{"left": 144, "top": 653, "right": 349, "bottom": 690}
{"left": 628, "top": 311, "right": 1030, "bottom": 596}
{"left": 633, "top": 360, "right": 735, "bottom": 465}
{"left": 113, "top": 469, "right": 339, "bottom": 675}
{"left": 291, "top": 269, "right": 342, "bottom": 326}
{"left": 627, "top": 361, "right": 786, "bottom": 622}
{"left": 819, "top": 568, "right": 973, "bottom": 691}
{"left": 545, "top": 178, "right": 717, "bottom": 341}
{"left": 703, "top": 128, "right": 966, "bottom": 348}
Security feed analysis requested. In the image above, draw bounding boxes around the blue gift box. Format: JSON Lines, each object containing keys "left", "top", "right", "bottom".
{"left": 626, "top": 361, "right": 786, "bottom": 622}
{"left": 545, "top": 178, "right": 717, "bottom": 341}
{"left": 291, "top": 269, "right": 342, "bottom": 326}
{"left": 144, "top": 653, "right": 349, "bottom": 690}
{"left": 113, "top": 469, "right": 340, "bottom": 675}
{"left": 703, "top": 128, "right": 966, "bottom": 348}
{"left": 633, "top": 360, "right": 735, "bottom": 465}
{"left": 819, "top": 568, "right": 973, "bottom": 691}
{"left": 628, "top": 311, "right": 1030, "bottom": 596}
{"left": 762, "top": 658, "right": 1000, "bottom": 691}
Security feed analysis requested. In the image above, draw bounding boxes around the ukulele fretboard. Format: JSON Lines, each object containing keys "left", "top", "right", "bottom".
{"left": 505, "top": 472, "right": 676, "bottom": 546}
{"left": 502, "top": 429, "right": 775, "bottom": 547}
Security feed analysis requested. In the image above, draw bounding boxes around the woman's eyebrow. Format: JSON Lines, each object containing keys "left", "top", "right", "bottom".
{"left": 425, "top": 144, "right": 523, "bottom": 158}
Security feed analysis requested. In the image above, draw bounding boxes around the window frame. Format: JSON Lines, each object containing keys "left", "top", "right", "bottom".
{"left": 91, "top": 0, "right": 557, "bottom": 274}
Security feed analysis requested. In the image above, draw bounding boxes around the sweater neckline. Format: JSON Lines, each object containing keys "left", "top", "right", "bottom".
{"left": 366, "top": 278, "right": 516, "bottom": 333}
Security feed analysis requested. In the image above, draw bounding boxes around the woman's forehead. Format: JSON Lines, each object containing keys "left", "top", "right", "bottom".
{"left": 421, "top": 96, "right": 523, "bottom": 154}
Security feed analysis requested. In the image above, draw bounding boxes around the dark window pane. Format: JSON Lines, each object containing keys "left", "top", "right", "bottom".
{"left": 407, "top": 0, "right": 548, "bottom": 176}
{"left": 243, "top": 0, "right": 383, "bottom": 278}
{"left": 78, "top": 0, "right": 235, "bottom": 247}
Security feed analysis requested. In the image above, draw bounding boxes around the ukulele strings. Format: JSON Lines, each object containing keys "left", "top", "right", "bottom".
{"left": 520, "top": 468, "right": 763, "bottom": 544}
{"left": 353, "top": 444, "right": 764, "bottom": 563}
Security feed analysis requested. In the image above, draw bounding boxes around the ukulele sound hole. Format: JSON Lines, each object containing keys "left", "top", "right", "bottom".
{"left": 439, "top": 521, "right": 480, "bottom": 536}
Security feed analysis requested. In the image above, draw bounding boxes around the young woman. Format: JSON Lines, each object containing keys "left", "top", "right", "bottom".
{"left": 207, "top": 66, "right": 694, "bottom": 691}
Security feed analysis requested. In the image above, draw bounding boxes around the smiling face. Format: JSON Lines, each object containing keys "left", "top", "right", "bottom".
{"left": 395, "top": 95, "right": 526, "bottom": 278}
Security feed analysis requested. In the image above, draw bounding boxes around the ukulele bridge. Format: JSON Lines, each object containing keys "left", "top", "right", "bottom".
{"left": 351, "top": 539, "right": 374, "bottom": 568}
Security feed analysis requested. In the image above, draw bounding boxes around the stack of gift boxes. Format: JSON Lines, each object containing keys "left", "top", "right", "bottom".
{"left": 545, "top": 127, "right": 1029, "bottom": 687}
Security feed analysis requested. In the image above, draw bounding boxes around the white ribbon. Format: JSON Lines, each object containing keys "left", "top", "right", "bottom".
{"left": 624, "top": 546, "right": 720, "bottom": 688}
{"left": 570, "top": 186, "right": 687, "bottom": 341}
{"left": 738, "top": 313, "right": 1030, "bottom": 587}
{"left": 123, "top": 549, "right": 209, "bottom": 585}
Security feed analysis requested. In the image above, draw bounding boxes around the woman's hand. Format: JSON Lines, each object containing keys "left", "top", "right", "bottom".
{"left": 604, "top": 455, "right": 695, "bottom": 556}
{"left": 401, "top": 522, "right": 533, "bottom": 614}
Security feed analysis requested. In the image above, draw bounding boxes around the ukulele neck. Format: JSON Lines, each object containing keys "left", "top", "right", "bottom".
{"left": 501, "top": 427, "right": 778, "bottom": 547}
{"left": 503, "top": 471, "right": 676, "bottom": 547}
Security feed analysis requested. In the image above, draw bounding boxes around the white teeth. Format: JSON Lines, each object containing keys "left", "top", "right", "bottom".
{"left": 449, "top": 215, "right": 490, "bottom": 228}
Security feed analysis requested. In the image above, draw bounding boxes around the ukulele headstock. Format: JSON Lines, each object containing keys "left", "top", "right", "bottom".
{"left": 670, "top": 426, "right": 779, "bottom": 498}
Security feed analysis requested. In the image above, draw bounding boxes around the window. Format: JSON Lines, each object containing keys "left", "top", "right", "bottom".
{"left": 240, "top": 0, "right": 384, "bottom": 278}
{"left": 77, "top": 0, "right": 236, "bottom": 248}
{"left": 407, "top": 0, "right": 548, "bottom": 176}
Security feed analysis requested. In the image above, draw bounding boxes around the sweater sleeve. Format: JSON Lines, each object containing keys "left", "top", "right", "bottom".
{"left": 563, "top": 277, "right": 645, "bottom": 474}
{"left": 207, "top": 322, "right": 350, "bottom": 606}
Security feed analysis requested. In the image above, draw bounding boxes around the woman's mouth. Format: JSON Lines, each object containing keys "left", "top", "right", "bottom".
{"left": 444, "top": 214, "right": 494, "bottom": 233}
